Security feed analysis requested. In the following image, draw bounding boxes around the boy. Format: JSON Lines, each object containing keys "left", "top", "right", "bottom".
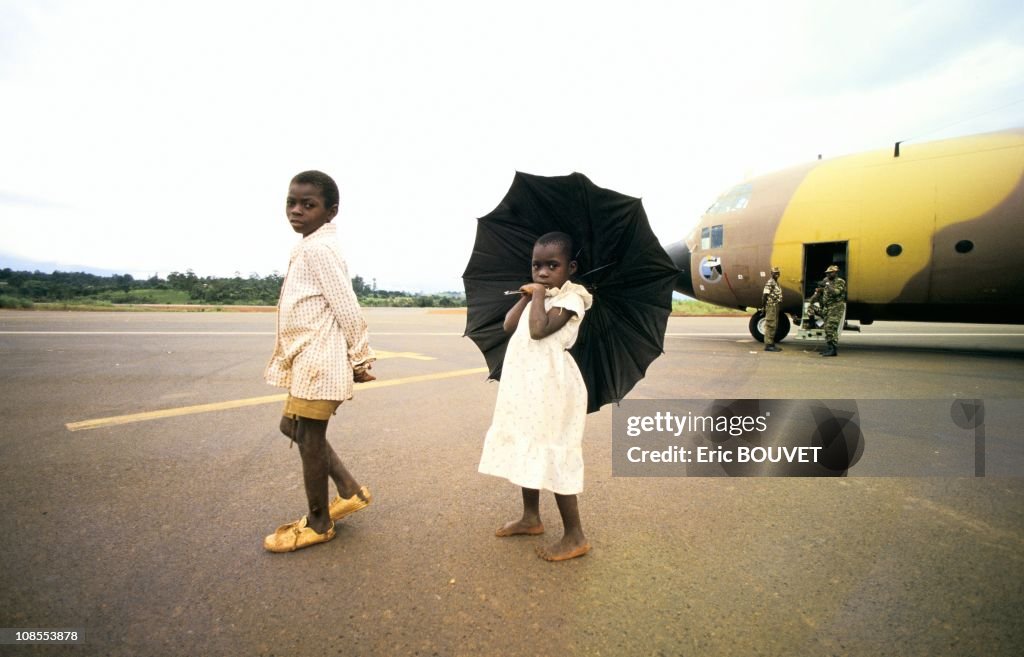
{"left": 262, "top": 170, "right": 376, "bottom": 553}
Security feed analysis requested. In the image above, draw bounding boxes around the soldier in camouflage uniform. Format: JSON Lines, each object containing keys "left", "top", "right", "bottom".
{"left": 812, "top": 264, "right": 846, "bottom": 357}
{"left": 761, "top": 266, "right": 783, "bottom": 351}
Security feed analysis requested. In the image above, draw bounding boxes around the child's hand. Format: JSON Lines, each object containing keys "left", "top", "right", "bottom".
{"left": 519, "top": 283, "right": 546, "bottom": 297}
{"left": 353, "top": 364, "right": 376, "bottom": 383}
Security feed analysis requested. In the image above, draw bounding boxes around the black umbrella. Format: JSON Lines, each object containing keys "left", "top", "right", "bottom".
{"left": 462, "top": 171, "right": 679, "bottom": 413}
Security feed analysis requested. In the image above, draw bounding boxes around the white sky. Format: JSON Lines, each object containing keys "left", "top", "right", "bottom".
{"left": 2, "top": 0, "right": 1023, "bottom": 292}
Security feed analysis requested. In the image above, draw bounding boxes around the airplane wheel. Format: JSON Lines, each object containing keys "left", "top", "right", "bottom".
{"left": 750, "top": 311, "right": 766, "bottom": 343}
{"left": 750, "top": 311, "right": 791, "bottom": 343}
{"left": 776, "top": 313, "right": 791, "bottom": 342}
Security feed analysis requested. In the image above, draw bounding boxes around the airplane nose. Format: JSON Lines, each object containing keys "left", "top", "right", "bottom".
{"left": 665, "top": 240, "right": 694, "bottom": 297}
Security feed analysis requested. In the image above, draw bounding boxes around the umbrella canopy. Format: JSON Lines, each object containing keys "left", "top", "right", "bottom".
{"left": 463, "top": 171, "right": 679, "bottom": 413}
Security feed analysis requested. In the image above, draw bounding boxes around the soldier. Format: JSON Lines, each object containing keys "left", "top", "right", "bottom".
{"left": 761, "top": 266, "right": 783, "bottom": 352}
{"left": 816, "top": 264, "right": 846, "bottom": 357}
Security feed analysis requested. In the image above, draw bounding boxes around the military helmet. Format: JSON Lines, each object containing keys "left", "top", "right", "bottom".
{"left": 825, "top": 265, "right": 840, "bottom": 273}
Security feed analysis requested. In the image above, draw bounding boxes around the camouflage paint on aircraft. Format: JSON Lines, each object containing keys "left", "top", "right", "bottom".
{"left": 669, "top": 128, "right": 1024, "bottom": 330}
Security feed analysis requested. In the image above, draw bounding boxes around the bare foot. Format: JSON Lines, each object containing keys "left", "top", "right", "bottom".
{"left": 536, "top": 537, "right": 590, "bottom": 561}
{"left": 495, "top": 520, "right": 544, "bottom": 537}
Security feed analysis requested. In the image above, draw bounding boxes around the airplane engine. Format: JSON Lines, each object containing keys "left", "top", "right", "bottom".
{"left": 665, "top": 240, "right": 694, "bottom": 298}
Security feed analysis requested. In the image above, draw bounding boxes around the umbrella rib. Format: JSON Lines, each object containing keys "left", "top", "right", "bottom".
{"left": 577, "top": 260, "right": 618, "bottom": 280}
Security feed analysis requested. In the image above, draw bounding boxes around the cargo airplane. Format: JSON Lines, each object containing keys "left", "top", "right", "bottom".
{"left": 665, "top": 128, "right": 1024, "bottom": 342}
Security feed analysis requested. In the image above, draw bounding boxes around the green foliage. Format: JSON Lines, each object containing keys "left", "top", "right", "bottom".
{"left": 93, "top": 288, "right": 192, "bottom": 304}
{"left": 357, "top": 294, "right": 464, "bottom": 308}
{"left": 0, "top": 267, "right": 466, "bottom": 308}
{"left": 0, "top": 294, "right": 34, "bottom": 309}
{"left": 351, "top": 275, "right": 372, "bottom": 296}
{"left": 672, "top": 299, "right": 750, "bottom": 316}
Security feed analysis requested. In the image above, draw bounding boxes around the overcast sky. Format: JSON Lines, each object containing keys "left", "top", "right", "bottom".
{"left": 2, "top": 0, "right": 1023, "bottom": 292}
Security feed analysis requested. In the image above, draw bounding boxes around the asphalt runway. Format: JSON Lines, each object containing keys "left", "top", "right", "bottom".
{"left": 1, "top": 309, "right": 1023, "bottom": 656}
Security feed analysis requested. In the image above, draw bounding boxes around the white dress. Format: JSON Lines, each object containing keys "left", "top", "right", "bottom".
{"left": 478, "top": 281, "right": 593, "bottom": 495}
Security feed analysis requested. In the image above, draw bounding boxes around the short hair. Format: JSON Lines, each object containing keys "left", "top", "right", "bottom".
{"left": 535, "top": 231, "right": 575, "bottom": 261}
{"left": 291, "top": 170, "right": 339, "bottom": 208}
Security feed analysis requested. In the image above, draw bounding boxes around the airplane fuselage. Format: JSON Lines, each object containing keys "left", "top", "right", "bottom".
{"left": 667, "top": 129, "right": 1024, "bottom": 331}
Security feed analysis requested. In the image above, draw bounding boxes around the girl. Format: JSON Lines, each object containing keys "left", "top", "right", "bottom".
{"left": 478, "top": 231, "right": 594, "bottom": 561}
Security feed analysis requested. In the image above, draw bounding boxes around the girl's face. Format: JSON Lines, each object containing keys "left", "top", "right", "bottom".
{"left": 531, "top": 242, "right": 576, "bottom": 289}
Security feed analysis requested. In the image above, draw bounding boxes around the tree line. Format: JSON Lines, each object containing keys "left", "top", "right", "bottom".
{"left": 0, "top": 268, "right": 465, "bottom": 308}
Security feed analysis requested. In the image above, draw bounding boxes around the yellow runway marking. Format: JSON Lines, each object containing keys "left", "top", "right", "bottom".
{"left": 66, "top": 367, "right": 488, "bottom": 432}
{"left": 374, "top": 349, "right": 436, "bottom": 361}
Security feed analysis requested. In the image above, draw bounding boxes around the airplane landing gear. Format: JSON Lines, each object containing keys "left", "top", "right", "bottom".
{"left": 750, "top": 310, "right": 791, "bottom": 343}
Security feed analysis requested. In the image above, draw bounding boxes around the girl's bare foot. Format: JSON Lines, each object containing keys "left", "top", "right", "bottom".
{"left": 536, "top": 536, "right": 590, "bottom": 561}
{"left": 495, "top": 519, "right": 544, "bottom": 537}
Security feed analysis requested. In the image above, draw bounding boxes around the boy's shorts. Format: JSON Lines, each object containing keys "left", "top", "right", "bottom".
{"left": 283, "top": 395, "right": 341, "bottom": 421}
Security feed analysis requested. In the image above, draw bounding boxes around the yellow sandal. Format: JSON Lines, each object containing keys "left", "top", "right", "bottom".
{"left": 329, "top": 486, "right": 372, "bottom": 521}
{"left": 263, "top": 516, "right": 336, "bottom": 553}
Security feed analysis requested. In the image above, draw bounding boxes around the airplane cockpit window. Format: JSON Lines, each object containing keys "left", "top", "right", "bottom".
{"left": 705, "top": 183, "right": 752, "bottom": 215}
{"left": 700, "top": 225, "right": 725, "bottom": 249}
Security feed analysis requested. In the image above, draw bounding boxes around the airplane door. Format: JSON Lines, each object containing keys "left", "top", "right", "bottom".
{"left": 802, "top": 241, "right": 848, "bottom": 297}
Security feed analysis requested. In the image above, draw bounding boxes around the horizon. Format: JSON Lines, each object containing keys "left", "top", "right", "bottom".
{"left": 0, "top": 256, "right": 468, "bottom": 296}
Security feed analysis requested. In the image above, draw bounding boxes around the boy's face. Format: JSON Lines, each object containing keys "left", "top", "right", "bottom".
{"left": 531, "top": 242, "right": 576, "bottom": 289}
{"left": 286, "top": 182, "right": 338, "bottom": 237}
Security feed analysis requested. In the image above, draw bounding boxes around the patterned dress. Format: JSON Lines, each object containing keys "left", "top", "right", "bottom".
{"left": 478, "top": 281, "right": 593, "bottom": 495}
